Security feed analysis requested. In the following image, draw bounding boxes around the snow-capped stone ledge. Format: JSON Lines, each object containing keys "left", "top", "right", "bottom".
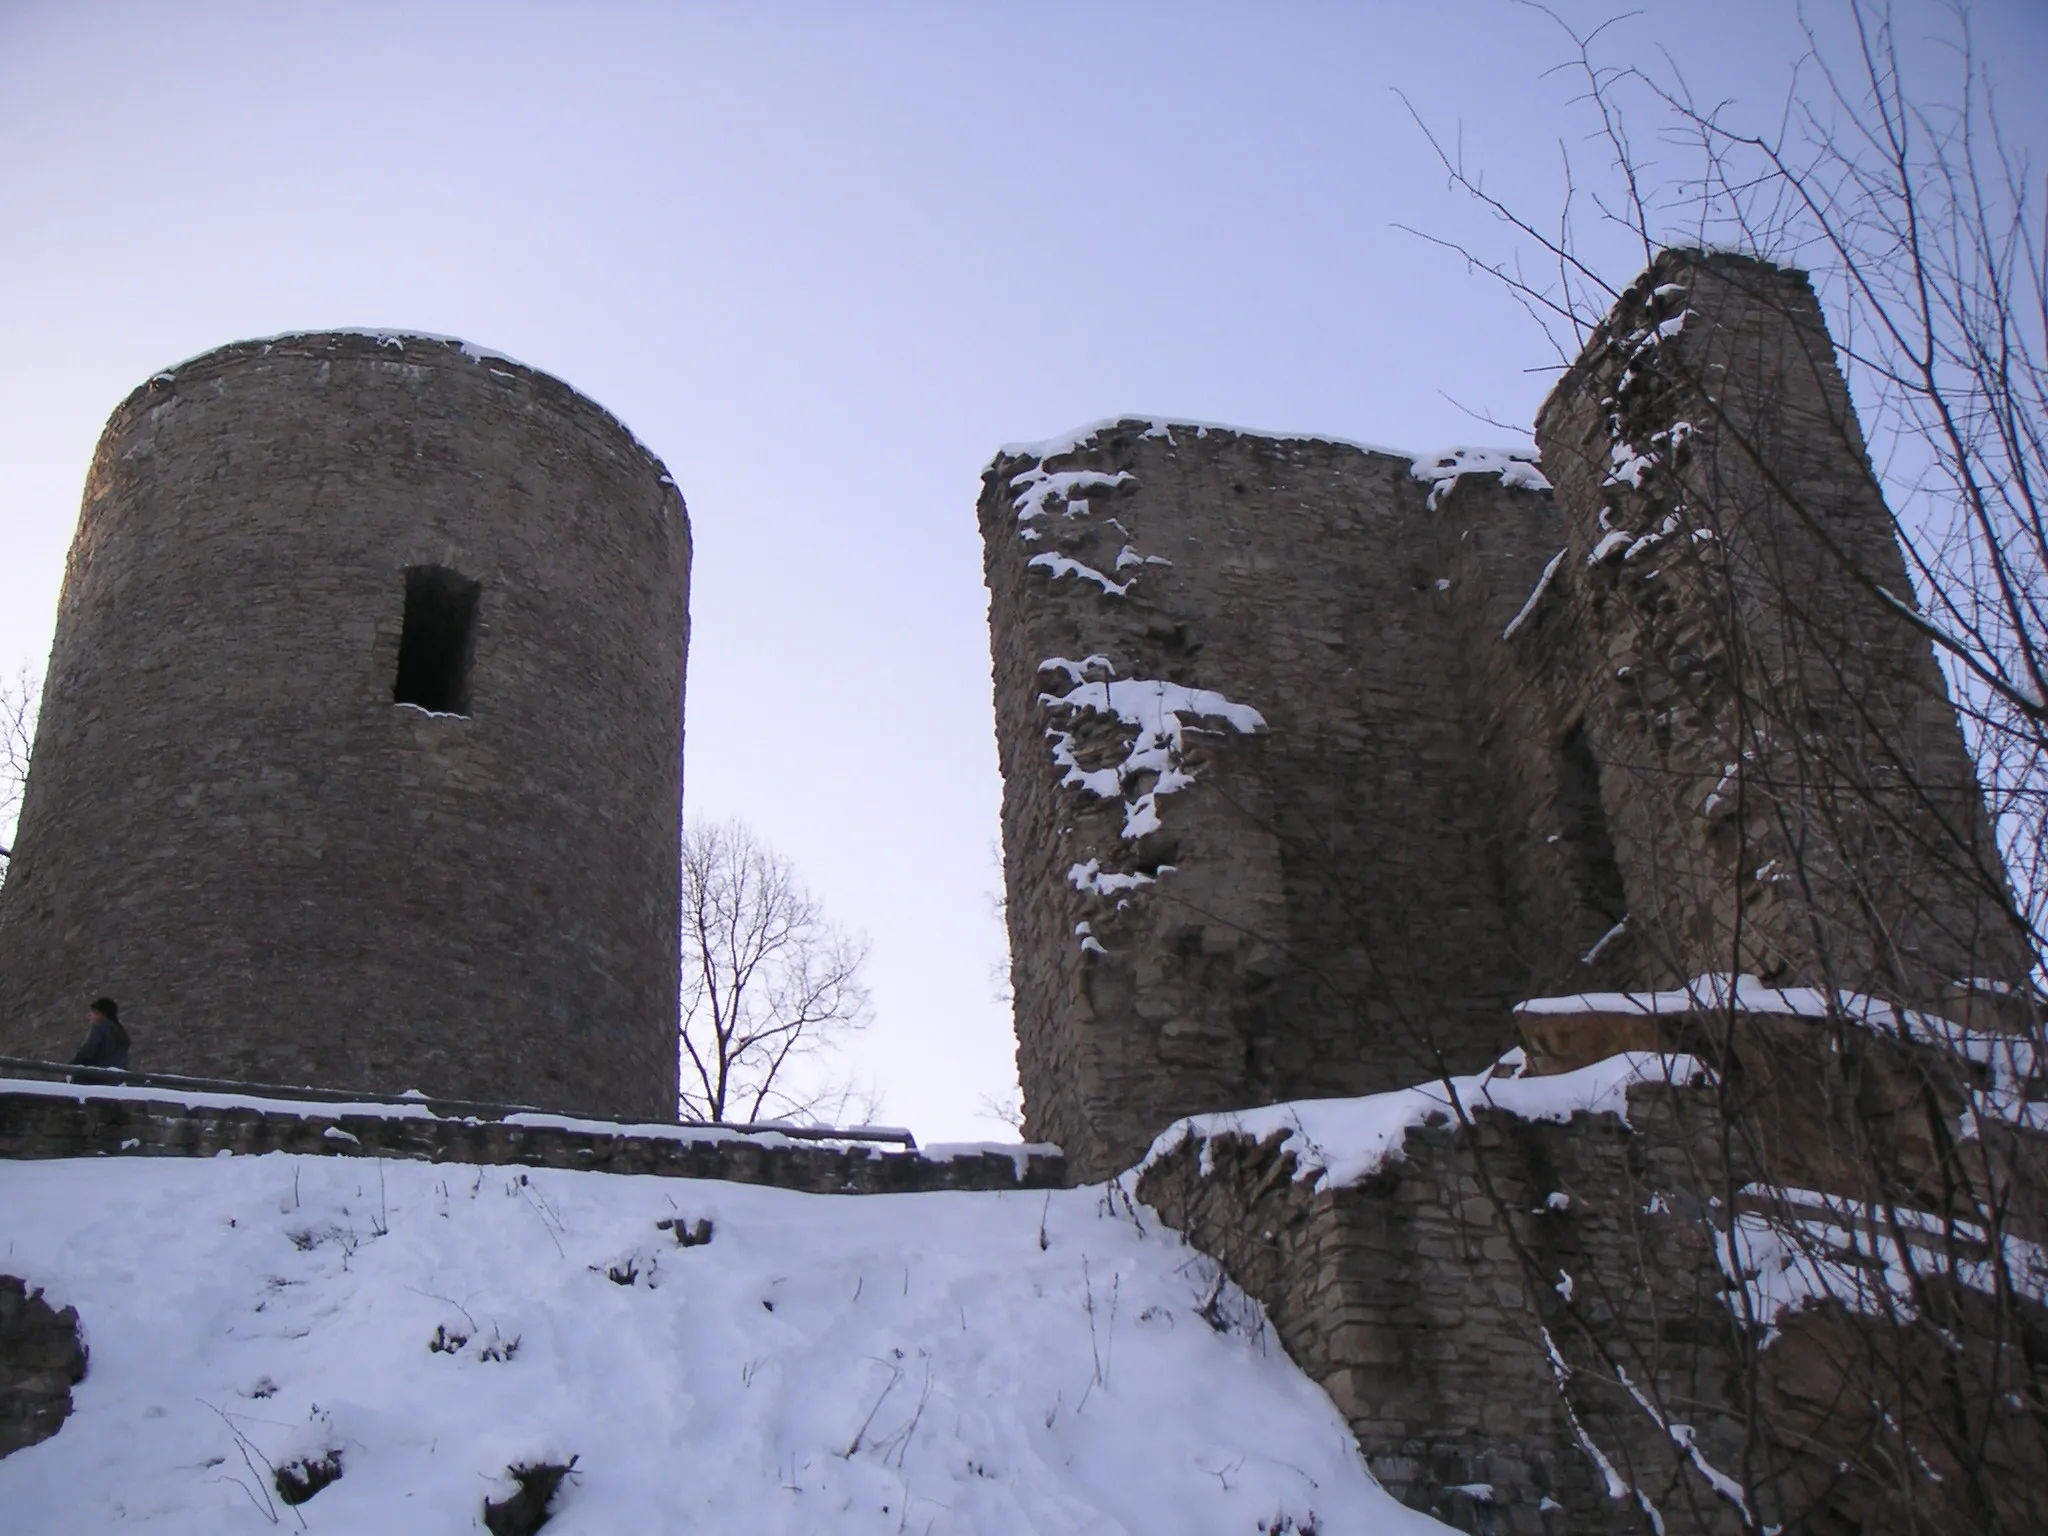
{"left": 1511, "top": 972, "right": 2042, "bottom": 1127}
{"left": 0, "top": 1078, "right": 1066, "bottom": 1195}
{"left": 1130, "top": 1049, "right": 1732, "bottom": 1527}
{"left": 1130, "top": 1049, "right": 1703, "bottom": 1194}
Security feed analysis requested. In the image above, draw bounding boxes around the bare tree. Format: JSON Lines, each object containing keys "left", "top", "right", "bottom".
{"left": 0, "top": 661, "right": 38, "bottom": 886}
{"left": 678, "top": 817, "right": 875, "bottom": 1124}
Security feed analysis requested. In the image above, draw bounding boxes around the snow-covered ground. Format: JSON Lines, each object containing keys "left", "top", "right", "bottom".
{"left": 0, "top": 1153, "right": 1448, "bottom": 1534}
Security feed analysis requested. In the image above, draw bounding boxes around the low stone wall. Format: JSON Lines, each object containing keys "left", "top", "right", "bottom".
{"left": 1138, "top": 1083, "right": 1750, "bottom": 1535}
{"left": 0, "top": 1081, "right": 1065, "bottom": 1196}
{"left": 1138, "top": 1069, "right": 2048, "bottom": 1535}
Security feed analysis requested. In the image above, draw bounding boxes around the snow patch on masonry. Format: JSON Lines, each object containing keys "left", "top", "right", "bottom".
{"left": 1715, "top": 1187, "right": 2048, "bottom": 1343}
{"left": 1039, "top": 658, "right": 1266, "bottom": 840}
{"left": 1410, "top": 445, "right": 1552, "bottom": 511}
{"left": 1587, "top": 529, "right": 1633, "bottom": 563}
{"left": 1027, "top": 552, "right": 1129, "bottom": 597}
{"left": 1068, "top": 860, "right": 1157, "bottom": 896}
{"left": 1008, "top": 466, "right": 1137, "bottom": 526}
{"left": 1514, "top": 972, "right": 2041, "bottom": 1128}
{"left": 1603, "top": 292, "right": 1697, "bottom": 488}
{"left": 1131, "top": 1049, "right": 1706, "bottom": 1193}
{"left": 1503, "top": 548, "right": 1567, "bottom": 640}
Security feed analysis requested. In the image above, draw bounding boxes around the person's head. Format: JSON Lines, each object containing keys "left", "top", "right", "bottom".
{"left": 89, "top": 996, "right": 119, "bottom": 1024}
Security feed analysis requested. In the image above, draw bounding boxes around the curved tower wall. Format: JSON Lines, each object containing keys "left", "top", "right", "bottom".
{"left": 0, "top": 333, "right": 690, "bottom": 1120}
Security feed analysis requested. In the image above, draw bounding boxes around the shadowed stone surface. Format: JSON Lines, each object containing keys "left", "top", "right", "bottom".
{"left": 1527, "top": 252, "right": 2028, "bottom": 1008}
{"left": 0, "top": 1277, "right": 86, "bottom": 1460}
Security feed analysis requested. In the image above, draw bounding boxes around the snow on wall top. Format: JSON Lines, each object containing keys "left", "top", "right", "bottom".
{"left": 166, "top": 328, "right": 530, "bottom": 376}
{"left": 1132, "top": 1049, "right": 1705, "bottom": 1193}
{"left": 1719, "top": 1184, "right": 2048, "bottom": 1346}
{"left": 1514, "top": 972, "right": 2040, "bottom": 1128}
{"left": 0, "top": 1074, "right": 979, "bottom": 1157}
{"left": 994, "top": 417, "right": 1552, "bottom": 505}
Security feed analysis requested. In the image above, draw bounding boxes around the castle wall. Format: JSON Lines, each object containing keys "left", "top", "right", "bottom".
{"left": 1136, "top": 1084, "right": 1752, "bottom": 1534}
{"left": 0, "top": 334, "right": 690, "bottom": 1119}
{"left": 1027, "top": 253, "right": 2043, "bottom": 1529}
{"left": 1529, "top": 251, "right": 2029, "bottom": 1006}
{"left": 985, "top": 250, "right": 2032, "bottom": 1180}
{"left": 0, "top": 1080, "right": 1064, "bottom": 1195}
{"left": 980, "top": 425, "right": 1559, "bottom": 1179}
{"left": 1139, "top": 1071, "right": 2048, "bottom": 1534}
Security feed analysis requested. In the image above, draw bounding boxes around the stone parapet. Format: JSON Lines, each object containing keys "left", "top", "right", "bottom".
{"left": 1137, "top": 1065, "right": 2048, "bottom": 1533}
{"left": 0, "top": 1078, "right": 1065, "bottom": 1196}
{"left": 1137, "top": 1079, "right": 1749, "bottom": 1534}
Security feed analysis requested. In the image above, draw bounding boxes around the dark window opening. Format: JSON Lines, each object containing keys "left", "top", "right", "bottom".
{"left": 1557, "top": 722, "right": 1628, "bottom": 922}
{"left": 393, "top": 565, "right": 481, "bottom": 716}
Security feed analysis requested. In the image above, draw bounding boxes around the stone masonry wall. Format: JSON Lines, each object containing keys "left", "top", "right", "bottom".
{"left": 1529, "top": 251, "right": 2031, "bottom": 1006}
{"left": 981, "top": 426, "right": 1561, "bottom": 1179}
{"left": 988, "top": 249, "right": 2040, "bottom": 1528}
{"left": 1137, "top": 1084, "right": 1752, "bottom": 1535}
{"left": 985, "top": 250, "right": 2033, "bottom": 1180}
{"left": 0, "top": 1082, "right": 1065, "bottom": 1195}
{"left": 1138, "top": 1063, "right": 2048, "bottom": 1534}
{"left": 0, "top": 334, "right": 691, "bottom": 1120}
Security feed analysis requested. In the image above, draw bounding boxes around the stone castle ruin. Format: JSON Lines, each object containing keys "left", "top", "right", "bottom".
{"left": 0, "top": 333, "right": 690, "bottom": 1120}
{"left": 1, "top": 254, "right": 2041, "bottom": 1531}
{"left": 983, "top": 250, "right": 2031, "bottom": 1181}
{"left": 983, "top": 250, "right": 2043, "bottom": 1529}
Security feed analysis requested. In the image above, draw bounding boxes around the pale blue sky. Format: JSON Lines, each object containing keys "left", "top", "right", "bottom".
{"left": 3, "top": 1, "right": 2042, "bottom": 1138}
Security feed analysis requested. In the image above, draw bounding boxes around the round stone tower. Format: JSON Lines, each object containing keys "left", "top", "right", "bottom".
{"left": 0, "top": 332, "right": 690, "bottom": 1120}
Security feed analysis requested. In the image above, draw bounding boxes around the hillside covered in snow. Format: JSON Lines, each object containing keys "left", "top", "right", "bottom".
{"left": 0, "top": 1152, "right": 1450, "bottom": 1534}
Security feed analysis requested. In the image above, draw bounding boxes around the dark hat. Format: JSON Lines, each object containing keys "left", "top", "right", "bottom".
{"left": 90, "top": 997, "right": 120, "bottom": 1021}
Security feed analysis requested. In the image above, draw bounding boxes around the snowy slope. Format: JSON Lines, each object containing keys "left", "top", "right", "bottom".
{"left": 0, "top": 1154, "right": 1446, "bottom": 1534}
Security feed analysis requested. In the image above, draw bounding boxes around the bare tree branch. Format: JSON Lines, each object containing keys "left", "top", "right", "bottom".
{"left": 0, "top": 661, "right": 39, "bottom": 879}
{"left": 677, "top": 817, "right": 875, "bottom": 1125}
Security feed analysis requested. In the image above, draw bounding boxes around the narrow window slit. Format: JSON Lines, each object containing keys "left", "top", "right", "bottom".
{"left": 393, "top": 565, "right": 481, "bottom": 717}
{"left": 1557, "top": 722, "right": 1628, "bottom": 923}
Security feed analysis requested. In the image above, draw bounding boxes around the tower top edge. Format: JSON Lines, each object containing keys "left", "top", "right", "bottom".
{"left": 114, "top": 330, "right": 684, "bottom": 497}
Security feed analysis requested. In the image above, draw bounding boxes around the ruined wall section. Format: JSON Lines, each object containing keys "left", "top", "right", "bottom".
{"left": 1138, "top": 1085, "right": 1753, "bottom": 1534}
{"left": 1140, "top": 1053, "right": 2048, "bottom": 1534}
{"left": 982, "top": 423, "right": 1286, "bottom": 1179}
{"left": 983, "top": 423, "right": 1554, "bottom": 1178}
{"left": 1533, "top": 251, "right": 2030, "bottom": 1006}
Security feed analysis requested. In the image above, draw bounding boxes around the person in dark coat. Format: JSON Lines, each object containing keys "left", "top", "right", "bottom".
{"left": 70, "top": 997, "right": 130, "bottom": 1071}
